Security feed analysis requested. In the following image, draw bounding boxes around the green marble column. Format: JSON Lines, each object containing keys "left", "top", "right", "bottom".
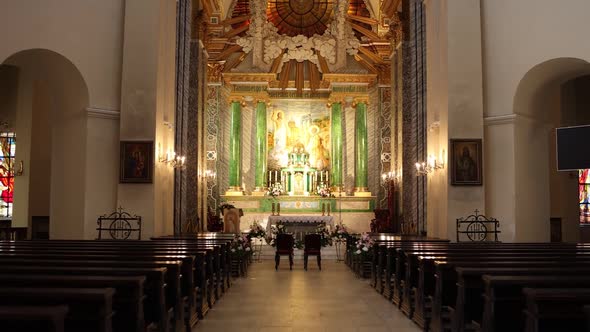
{"left": 254, "top": 101, "right": 267, "bottom": 192}
{"left": 330, "top": 102, "right": 343, "bottom": 190}
{"left": 355, "top": 102, "right": 369, "bottom": 195}
{"left": 227, "top": 101, "right": 242, "bottom": 194}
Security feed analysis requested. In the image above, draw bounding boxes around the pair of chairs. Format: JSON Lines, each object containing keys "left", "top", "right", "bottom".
{"left": 275, "top": 233, "right": 321, "bottom": 271}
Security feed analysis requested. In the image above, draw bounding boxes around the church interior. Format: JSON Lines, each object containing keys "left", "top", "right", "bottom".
{"left": 2, "top": 0, "right": 590, "bottom": 331}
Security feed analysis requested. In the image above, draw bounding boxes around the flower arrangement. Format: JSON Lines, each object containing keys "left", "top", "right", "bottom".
{"left": 230, "top": 234, "right": 252, "bottom": 257}
{"left": 316, "top": 223, "right": 333, "bottom": 247}
{"left": 247, "top": 221, "right": 266, "bottom": 239}
{"left": 316, "top": 184, "right": 332, "bottom": 197}
{"left": 330, "top": 223, "right": 349, "bottom": 241}
{"left": 267, "top": 182, "right": 284, "bottom": 198}
{"left": 354, "top": 232, "right": 375, "bottom": 256}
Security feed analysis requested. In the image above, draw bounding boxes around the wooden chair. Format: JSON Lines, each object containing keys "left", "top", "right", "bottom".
{"left": 304, "top": 233, "right": 321, "bottom": 271}
{"left": 275, "top": 233, "right": 294, "bottom": 270}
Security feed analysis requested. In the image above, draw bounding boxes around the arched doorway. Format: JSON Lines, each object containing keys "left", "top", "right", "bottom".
{"left": 512, "top": 57, "right": 590, "bottom": 242}
{"left": 0, "top": 48, "right": 89, "bottom": 239}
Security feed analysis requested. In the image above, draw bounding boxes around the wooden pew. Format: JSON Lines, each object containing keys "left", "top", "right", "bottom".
{"left": 0, "top": 258, "right": 184, "bottom": 331}
{"left": 431, "top": 264, "right": 590, "bottom": 332}
{"left": 414, "top": 254, "right": 590, "bottom": 331}
{"left": 523, "top": 288, "right": 590, "bottom": 332}
{"left": 0, "top": 287, "right": 115, "bottom": 332}
{"left": 0, "top": 275, "right": 145, "bottom": 332}
{"left": 0, "top": 241, "right": 215, "bottom": 322}
{"left": 0, "top": 265, "right": 169, "bottom": 332}
{"left": 0, "top": 305, "right": 69, "bottom": 332}
{"left": 480, "top": 275, "right": 590, "bottom": 332}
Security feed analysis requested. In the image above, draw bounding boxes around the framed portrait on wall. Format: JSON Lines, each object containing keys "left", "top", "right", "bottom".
{"left": 120, "top": 141, "right": 153, "bottom": 183}
{"left": 450, "top": 139, "right": 483, "bottom": 186}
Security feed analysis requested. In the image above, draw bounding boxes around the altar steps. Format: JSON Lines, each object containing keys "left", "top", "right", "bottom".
{"left": 251, "top": 243, "right": 343, "bottom": 261}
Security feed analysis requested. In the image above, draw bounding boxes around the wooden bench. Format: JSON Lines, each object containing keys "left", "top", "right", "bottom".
{"left": 480, "top": 275, "right": 590, "bottom": 332}
{"left": 0, "top": 265, "right": 168, "bottom": 332}
{"left": 0, "top": 287, "right": 115, "bottom": 332}
{"left": 0, "top": 274, "right": 145, "bottom": 332}
{"left": 523, "top": 288, "right": 590, "bottom": 332}
{"left": 0, "top": 305, "right": 69, "bottom": 332}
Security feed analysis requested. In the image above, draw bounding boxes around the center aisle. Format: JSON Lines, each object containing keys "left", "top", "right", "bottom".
{"left": 194, "top": 261, "right": 421, "bottom": 332}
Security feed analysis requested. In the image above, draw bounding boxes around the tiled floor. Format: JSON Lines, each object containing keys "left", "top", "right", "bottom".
{"left": 193, "top": 260, "right": 421, "bottom": 332}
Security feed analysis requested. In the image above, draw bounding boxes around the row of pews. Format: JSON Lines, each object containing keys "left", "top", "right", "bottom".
{"left": 346, "top": 234, "right": 590, "bottom": 332}
{"left": 0, "top": 232, "right": 250, "bottom": 332}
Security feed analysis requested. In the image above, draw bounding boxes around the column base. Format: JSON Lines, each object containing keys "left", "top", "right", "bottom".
{"left": 225, "top": 187, "right": 243, "bottom": 196}
{"left": 354, "top": 187, "right": 371, "bottom": 197}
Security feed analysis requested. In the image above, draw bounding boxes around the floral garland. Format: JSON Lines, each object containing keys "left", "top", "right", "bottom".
{"left": 247, "top": 221, "right": 266, "bottom": 239}
{"left": 236, "top": 0, "right": 360, "bottom": 67}
{"left": 330, "top": 223, "right": 349, "bottom": 241}
{"left": 354, "top": 232, "right": 375, "bottom": 256}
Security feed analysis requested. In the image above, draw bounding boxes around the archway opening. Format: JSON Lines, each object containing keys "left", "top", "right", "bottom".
{"left": 513, "top": 57, "right": 590, "bottom": 242}
{"left": 0, "top": 48, "right": 89, "bottom": 239}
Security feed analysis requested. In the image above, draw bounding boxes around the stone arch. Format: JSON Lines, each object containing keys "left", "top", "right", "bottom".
{"left": 511, "top": 57, "right": 590, "bottom": 242}
{"left": 1, "top": 48, "right": 90, "bottom": 239}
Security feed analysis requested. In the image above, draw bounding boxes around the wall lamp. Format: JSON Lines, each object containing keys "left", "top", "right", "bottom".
{"left": 416, "top": 155, "right": 444, "bottom": 176}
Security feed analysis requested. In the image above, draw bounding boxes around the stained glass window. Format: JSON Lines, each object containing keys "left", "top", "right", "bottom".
{"left": 580, "top": 169, "right": 590, "bottom": 224}
{"left": 0, "top": 133, "right": 15, "bottom": 219}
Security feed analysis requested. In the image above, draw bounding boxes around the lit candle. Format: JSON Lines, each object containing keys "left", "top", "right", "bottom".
{"left": 320, "top": 171, "right": 323, "bottom": 182}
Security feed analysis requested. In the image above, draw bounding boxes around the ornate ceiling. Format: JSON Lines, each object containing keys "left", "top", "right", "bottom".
{"left": 201, "top": 0, "right": 402, "bottom": 90}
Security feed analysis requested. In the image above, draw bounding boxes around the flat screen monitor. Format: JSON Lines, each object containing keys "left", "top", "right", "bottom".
{"left": 556, "top": 125, "right": 590, "bottom": 171}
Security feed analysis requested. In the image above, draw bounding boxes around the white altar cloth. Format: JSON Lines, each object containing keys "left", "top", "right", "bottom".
{"left": 266, "top": 215, "right": 334, "bottom": 234}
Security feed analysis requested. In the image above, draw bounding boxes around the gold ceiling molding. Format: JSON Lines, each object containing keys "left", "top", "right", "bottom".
{"left": 222, "top": 73, "right": 277, "bottom": 85}
{"left": 323, "top": 73, "right": 378, "bottom": 85}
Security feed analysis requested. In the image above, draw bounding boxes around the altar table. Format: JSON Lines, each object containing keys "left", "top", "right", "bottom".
{"left": 267, "top": 215, "right": 334, "bottom": 240}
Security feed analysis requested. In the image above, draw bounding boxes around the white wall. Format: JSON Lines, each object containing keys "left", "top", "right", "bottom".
{"left": 481, "top": 0, "right": 590, "bottom": 241}
{"left": 118, "top": 0, "right": 177, "bottom": 239}
{"left": 425, "top": 0, "right": 485, "bottom": 240}
{"left": 0, "top": 0, "right": 125, "bottom": 110}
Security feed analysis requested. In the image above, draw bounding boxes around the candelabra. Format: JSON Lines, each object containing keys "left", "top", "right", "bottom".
{"left": 415, "top": 155, "right": 444, "bottom": 176}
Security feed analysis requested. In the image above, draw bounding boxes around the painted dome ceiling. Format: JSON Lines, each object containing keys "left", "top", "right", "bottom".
{"left": 266, "top": 0, "right": 335, "bottom": 37}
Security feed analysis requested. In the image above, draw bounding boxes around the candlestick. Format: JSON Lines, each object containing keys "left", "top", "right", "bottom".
{"left": 322, "top": 203, "right": 325, "bottom": 216}
{"left": 268, "top": 172, "right": 271, "bottom": 185}
{"left": 272, "top": 202, "right": 275, "bottom": 215}
{"left": 327, "top": 204, "right": 331, "bottom": 216}
{"left": 277, "top": 203, "right": 280, "bottom": 215}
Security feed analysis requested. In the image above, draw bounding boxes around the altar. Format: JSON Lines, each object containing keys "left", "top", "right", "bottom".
{"left": 267, "top": 215, "right": 334, "bottom": 241}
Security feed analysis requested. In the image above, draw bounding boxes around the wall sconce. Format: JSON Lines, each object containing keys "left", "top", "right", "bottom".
{"left": 204, "top": 170, "right": 217, "bottom": 181}
{"left": 159, "top": 150, "right": 186, "bottom": 168}
{"left": 381, "top": 171, "right": 398, "bottom": 184}
{"left": 416, "top": 155, "right": 444, "bottom": 176}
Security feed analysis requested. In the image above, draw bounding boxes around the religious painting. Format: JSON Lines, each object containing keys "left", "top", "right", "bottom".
{"left": 450, "top": 139, "right": 482, "bottom": 186}
{"left": 267, "top": 100, "right": 331, "bottom": 171}
{"left": 120, "top": 141, "right": 153, "bottom": 183}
